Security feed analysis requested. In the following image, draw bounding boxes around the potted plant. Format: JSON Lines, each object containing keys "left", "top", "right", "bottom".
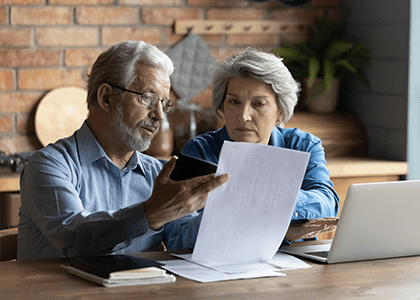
{"left": 273, "top": 15, "right": 371, "bottom": 113}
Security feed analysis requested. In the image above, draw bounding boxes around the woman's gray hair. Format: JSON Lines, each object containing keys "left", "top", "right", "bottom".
{"left": 87, "top": 40, "right": 174, "bottom": 108}
{"left": 212, "top": 47, "right": 299, "bottom": 124}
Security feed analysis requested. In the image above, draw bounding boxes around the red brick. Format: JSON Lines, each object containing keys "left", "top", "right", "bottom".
{"left": 11, "top": 7, "right": 72, "bottom": 25}
{"left": 268, "top": 8, "right": 323, "bottom": 23}
{"left": 36, "top": 28, "right": 98, "bottom": 47}
{"left": 207, "top": 8, "right": 264, "bottom": 20}
{"left": 18, "top": 68, "right": 84, "bottom": 90}
{"left": 0, "top": 91, "right": 43, "bottom": 113}
{"left": 16, "top": 113, "right": 35, "bottom": 134}
{"left": 0, "top": 28, "right": 31, "bottom": 47}
{"left": 188, "top": 0, "right": 247, "bottom": 8}
{"left": 248, "top": 1, "right": 283, "bottom": 9}
{"left": 0, "top": 50, "right": 61, "bottom": 68}
{"left": 50, "top": 0, "right": 112, "bottom": 4}
{"left": 65, "top": 48, "right": 104, "bottom": 67}
{"left": 211, "top": 48, "right": 246, "bottom": 60}
{"left": 120, "top": 0, "right": 182, "bottom": 5}
{"left": 0, "top": 0, "right": 44, "bottom": 4}
{"left": 142, "top": 8, "right": 202, "bottom": 26}
{"left": 166, "top": 28, "right": 221, "bottom": 46}
{"left": 0, "top": 7, "right": 7, "bottom": 24}
{"left": 76, "top": 7, "right": 138, "bottom": 25}
{"left": 165, "top": 28, "right": 184, "bottom": 46}
{"left": 0, "top": 116, "right": 13, "bottom": 133}
{"left": 102, "top": 27, "right": 161, "bottom": 46}
{"left": 227, "top": 34, "right": 280, "bottom": 46}
{"left": 0, "top": 70, "right": 14, "bottom": 90}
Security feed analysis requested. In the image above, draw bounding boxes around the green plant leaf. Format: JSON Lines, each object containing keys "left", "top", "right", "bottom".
{"left": 308, "top": 58, "right": 320, "bottom": 87}
{"left": 324, "top": 59, "right": 335, "bottom": 90}
{"left": 336, "top": 59, "right": 358, "bottom": 74}
{"left": 273, "top": 47, "right": 308, "bottom": 62}
{"left": 298, "top": 43, "right": 318, "bottom": 58}
{"left": 326, "top": 41, "right": 354, "bottom": 59}
{"left": 272, "top": 14, "right": 371, "bottom": 91}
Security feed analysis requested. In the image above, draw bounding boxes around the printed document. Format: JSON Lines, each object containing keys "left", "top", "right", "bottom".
{"left": 191, "top": 141, "right": 310, "bottom": 267}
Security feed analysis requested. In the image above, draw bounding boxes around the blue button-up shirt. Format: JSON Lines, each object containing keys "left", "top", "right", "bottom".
{"left": 181, "top": 126, "right": 340, "bottom": 222}
{"left": 18, "top": 122, "right": 200, "bottom": 260}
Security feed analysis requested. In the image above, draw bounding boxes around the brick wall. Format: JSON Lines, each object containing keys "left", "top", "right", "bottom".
{"left": 0, "top": 0, "right": 340, "bottom": 154}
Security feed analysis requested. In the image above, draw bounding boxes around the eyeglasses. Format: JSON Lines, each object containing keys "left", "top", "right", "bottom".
{"left": 109, "top": 84, "right": 173, "bottom": 113}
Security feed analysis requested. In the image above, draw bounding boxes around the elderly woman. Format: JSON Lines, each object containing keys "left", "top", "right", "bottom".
{"left": 181, "top": 48, "right": 339, "bottom": 242}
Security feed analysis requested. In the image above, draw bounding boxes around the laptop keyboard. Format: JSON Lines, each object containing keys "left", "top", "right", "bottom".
{"left": 304, "top": 250, "right": 330, "bottom": 258}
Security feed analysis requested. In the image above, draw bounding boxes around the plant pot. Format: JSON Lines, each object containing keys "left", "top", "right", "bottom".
{"left": 302, "top": 78, "right": 340, "bottom": 113}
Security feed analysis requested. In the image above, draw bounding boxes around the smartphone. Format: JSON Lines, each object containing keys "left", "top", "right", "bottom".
{"left": 170, "top": 154, "right": 218, "bottom": 181}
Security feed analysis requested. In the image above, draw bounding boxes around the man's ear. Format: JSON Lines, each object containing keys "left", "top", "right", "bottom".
{"left": 97, "top": 83, "right": 113, "bottom": 112}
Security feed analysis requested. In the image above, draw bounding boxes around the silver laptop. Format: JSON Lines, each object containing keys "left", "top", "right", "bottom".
{"left": 280, "top": 180, "right": 420, "bottom": 263}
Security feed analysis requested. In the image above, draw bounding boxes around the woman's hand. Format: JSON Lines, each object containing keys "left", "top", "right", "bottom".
{"left": 285, "top": 217, "right": 339, "bottom": 242}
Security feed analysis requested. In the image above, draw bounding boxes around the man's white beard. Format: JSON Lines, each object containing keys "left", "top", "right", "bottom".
{"left": 112, "top": 102, "right": 160, "bottom": 152}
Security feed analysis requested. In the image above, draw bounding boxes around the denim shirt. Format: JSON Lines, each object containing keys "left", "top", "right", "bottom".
{"left": 18, "top": 122, "right": 200, "bottom": 260}
{"left": 181, "top": 126, "right": 340, "bottom": 223}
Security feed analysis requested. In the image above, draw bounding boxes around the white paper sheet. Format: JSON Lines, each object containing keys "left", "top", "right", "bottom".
{"left": 191, "top": 141, "right": 310, "bottom": 265}
{"left": 160, "top": 258, "right": 285, "bottom": 283}
{"left": 160, "top": 252, "right": 311, "bottom": 283}
{"left": 173, "top": 252, "right": 311, "bottom": 274}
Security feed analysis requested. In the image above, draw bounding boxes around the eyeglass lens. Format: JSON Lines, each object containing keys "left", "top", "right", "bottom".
{"left": 141, "top": 92, "right": 172, "bottom": 113}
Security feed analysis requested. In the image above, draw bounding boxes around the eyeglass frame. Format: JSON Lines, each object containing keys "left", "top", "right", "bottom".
{"left": 108, "top": 83, "right": 173, "bottom": 113}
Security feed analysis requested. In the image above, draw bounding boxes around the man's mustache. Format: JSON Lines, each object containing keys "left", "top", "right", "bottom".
{"left": 138, "top": 119, "right": 160, "bottom": 131}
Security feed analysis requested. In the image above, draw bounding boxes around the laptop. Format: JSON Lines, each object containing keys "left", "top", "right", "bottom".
{"left": 280, "top": 180, "right": 420, "bottom": 263}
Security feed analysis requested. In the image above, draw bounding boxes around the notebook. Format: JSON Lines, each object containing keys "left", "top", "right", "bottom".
{"left": 65, "top": 254, "right": 175, "bottom": 287}
{"left": 280, "top": 180, "right": 420, "bottom": 263}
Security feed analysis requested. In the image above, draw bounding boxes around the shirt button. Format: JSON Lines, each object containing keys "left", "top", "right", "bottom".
{"left": 114, "top": 177, "right": 118, "bottom": 182}
{"left": 294, "top": 212, "right": 298, "bottom": 217}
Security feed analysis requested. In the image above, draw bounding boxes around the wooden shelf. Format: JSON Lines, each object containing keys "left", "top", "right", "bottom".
{"left": 327, "top": 157, "right": 407, "bottom": 178}
{"left": 285, "top": 112, "right": 368, "bottom": 158}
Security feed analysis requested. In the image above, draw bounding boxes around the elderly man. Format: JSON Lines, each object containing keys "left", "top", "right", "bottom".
{"left": 17, "top": 41, "right": 229, "bottom": 260}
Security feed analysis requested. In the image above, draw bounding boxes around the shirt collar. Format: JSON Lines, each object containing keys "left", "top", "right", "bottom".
{"left": 269, "top": 126, "right": 286, "bottom": 147}
{"left": 220, "top": 126, "right": 233, "bottom": 142}
{"left": 76, "top": 121, "right": 107, "bottom": 166}
{"left": 76, "top": 121, "right": 146, "bottom": 175}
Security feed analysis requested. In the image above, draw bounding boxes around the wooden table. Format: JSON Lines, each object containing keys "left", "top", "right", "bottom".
{"left": 1, "top": 245, "right": 419, "bottom": 300}
{"left": 0, "top": 168, "right": 20, "bottom": 193}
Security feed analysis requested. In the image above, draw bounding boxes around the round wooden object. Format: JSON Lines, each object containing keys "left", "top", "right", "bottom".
{"left": 35, "top": 86, "right": 88, "bottom": 146}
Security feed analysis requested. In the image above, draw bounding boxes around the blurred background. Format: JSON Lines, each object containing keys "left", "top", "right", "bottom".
{"left": 0, "top": 1, "right": 419, "bottom": 240}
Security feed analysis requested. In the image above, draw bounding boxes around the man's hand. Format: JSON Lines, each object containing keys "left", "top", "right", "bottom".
{"left": 285, "top": 217, "right": 339, "bottom": 242}
{"left": 144, "top": 156, "right": 229, "bottom": 230}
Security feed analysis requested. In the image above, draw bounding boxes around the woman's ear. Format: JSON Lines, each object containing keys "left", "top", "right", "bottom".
{"left": 276, "top": 112, "right": 284, "bottom": 126}
{"left": 97, "top": 83, "right": 113, "bottom": 112}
